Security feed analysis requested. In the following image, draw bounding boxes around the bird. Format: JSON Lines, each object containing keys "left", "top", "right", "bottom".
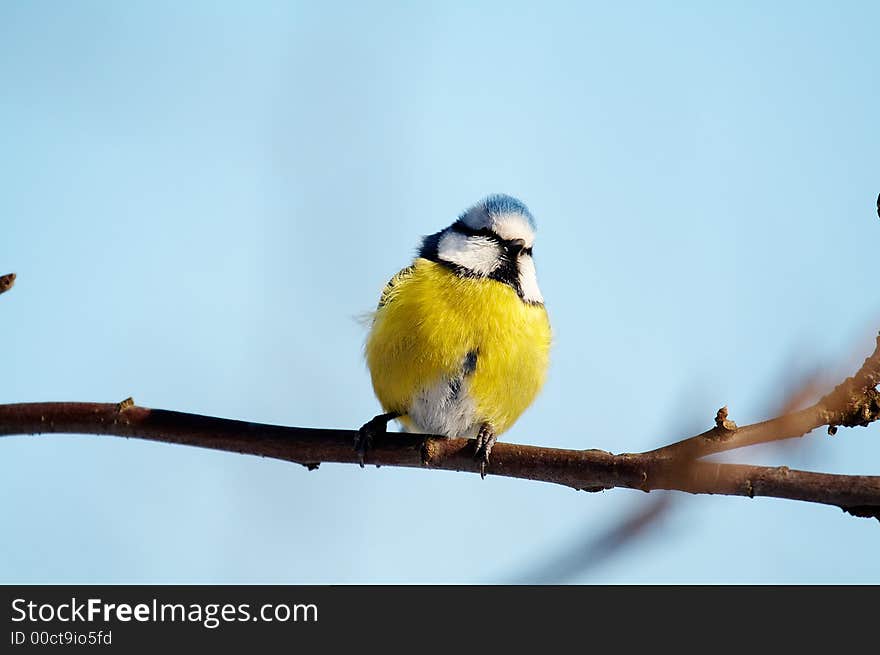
{"left": 358, "top": 194, "right": 552, "bottom": 477}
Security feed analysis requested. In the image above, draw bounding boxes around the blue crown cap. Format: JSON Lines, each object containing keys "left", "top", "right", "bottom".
{"left": 465, "top": 194, "right": 537, "bottom": 230}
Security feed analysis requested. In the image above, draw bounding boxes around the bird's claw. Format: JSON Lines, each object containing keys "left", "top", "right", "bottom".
{"left": 355, "top": 412, "right": 398, "bottom": 467}
{"left": 354, "top": 425, "right": 374, "bottom": 468}
{"left": 474, "top": 423, "right": 497, "bottom": 480}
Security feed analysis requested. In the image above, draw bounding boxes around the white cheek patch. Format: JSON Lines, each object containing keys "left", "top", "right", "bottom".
{"left": 437, "top": 231, "right": 501, "bottom": 276}
{"left": 518, "top": 253, "right": 544, "bottom": 304}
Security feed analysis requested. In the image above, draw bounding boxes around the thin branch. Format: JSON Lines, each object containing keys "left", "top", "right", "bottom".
{"left": 509, "top": 494, "right": 673, "bottom": 583}
{"left": 0, "top": 273, "right": 15, "bottom": 296}
{"left": 1, "top": 401, "right": 878, "bottom": 517}
{"left": 643, "top": 332, "right": 880, "bottom": 461}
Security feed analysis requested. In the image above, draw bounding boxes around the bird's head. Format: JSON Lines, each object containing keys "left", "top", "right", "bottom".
{"left": 419, "top": 194, "right": 543, "bottom": 304}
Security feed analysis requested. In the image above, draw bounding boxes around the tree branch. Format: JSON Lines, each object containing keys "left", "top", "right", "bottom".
{"left": 642, "top": 332, "right": 880, "bottom": 461}
{"left": 0, "top": 273, "right": 15, "bottom": 296}
{"left": 1, "top": 401, "right": 878, "bottom": 518}
{"left": 1, "top": 270, "right": 878, "bottom": 520}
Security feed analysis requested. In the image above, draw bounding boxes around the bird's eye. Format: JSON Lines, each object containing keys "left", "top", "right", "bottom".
{"left": 522, "top": 247, "right": 533, "bottom": 257}
{"left": 506, "top": 239, "right": 527, "bottom": 256}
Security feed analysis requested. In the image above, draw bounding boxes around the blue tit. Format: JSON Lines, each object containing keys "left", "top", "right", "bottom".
{"left": 358, "top": 194, "right": 552, "bottom": 477}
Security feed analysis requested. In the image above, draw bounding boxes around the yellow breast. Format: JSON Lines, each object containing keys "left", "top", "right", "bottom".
{"left": 365, "top": 258, "right": 551, "bottom": 435}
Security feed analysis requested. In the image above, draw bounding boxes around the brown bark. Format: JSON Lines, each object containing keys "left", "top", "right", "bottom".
{"left": 0, "top": 273, "right": 15, "bottom": 295}
{"left": 643, "top": 334, "right": 880, "bottom": 461}
{"left": 1, "top": 401, "right": 878, "bottom": 518}
{"left": 1, "top": 271, "right": 878, "bottom": 520}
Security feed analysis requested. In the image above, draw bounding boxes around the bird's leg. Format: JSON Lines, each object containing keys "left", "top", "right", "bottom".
{"left": 355, "top": 412, "right": 400, "bottom": 467}
{"left": 474, "top": 422, "right": 497, "bottom": 479}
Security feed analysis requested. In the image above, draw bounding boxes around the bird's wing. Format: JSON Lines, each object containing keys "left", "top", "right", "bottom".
{"left": 377, "top": 265, "right": 416, "bottom": 310}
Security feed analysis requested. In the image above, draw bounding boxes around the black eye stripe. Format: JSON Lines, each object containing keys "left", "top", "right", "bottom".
{"left": 452, "top": 220, "right": 532, "bottom": 253}
{"left": 451, "top": 221, "right": 499, "bottom": 241}
{"left": 418, "top": 225, "right": 541, "bottom": 304}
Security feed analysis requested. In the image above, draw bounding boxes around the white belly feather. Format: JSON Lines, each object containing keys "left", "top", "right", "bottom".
{"left": 406, "top": 376, "right": 480, "bottom": 438}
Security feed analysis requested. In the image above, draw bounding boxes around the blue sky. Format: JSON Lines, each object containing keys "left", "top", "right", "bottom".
{"left": 1, "top": 1, "right": 879, "bottom": 583}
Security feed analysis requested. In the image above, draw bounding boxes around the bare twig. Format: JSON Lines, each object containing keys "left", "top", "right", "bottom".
{"left": 509, "top": 494, "right": 673, "bottom": 583}
{"left": 0, "top": 401, "right": 878, "bottom": 517}
{"left": 0, "top": 273, "right": 15, "bottom": 296}
{"left": 643, "top": 333, "right": 880, "bottom": 461}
